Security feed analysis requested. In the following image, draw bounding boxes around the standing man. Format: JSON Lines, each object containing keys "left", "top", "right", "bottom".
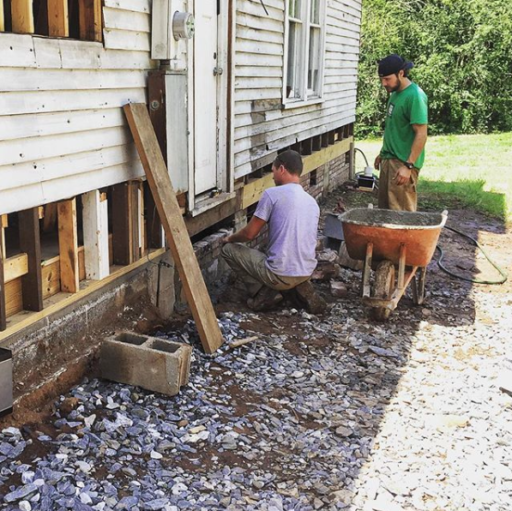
{"left": 221, "top": 150, "right": 326, "bottom": 313}
{"left": 374, "top": 54, "right": 428, "bottom": 211}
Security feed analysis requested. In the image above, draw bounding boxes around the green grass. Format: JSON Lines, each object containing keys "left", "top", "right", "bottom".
{"left": 354, "top": 133, "right": 512, "bottom": 224}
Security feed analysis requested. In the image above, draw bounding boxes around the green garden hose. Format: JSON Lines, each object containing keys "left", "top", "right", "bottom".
{"left": 436, "top": 226, "right": 508, "bottom": 285}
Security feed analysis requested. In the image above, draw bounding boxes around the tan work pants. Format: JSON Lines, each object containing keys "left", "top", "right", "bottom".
{"left": 379, "top": 158, "right": 419, "bottom": 212}
{"left": 221, "top": 243, "right": 309, "bottom": 297}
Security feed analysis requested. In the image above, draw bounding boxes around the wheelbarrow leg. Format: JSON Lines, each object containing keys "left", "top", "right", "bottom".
{"left": 361, "top": 242, "right": 373, "bottom": 298}
{"left": 372, "top": 260, "right": 395, "bottom": 321}
{"left": 412, "top": 266, "right": 427, "bottom": 305}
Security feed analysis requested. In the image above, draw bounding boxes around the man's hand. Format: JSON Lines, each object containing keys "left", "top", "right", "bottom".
{"left": 394, "top": 165, "right": 412, "bottom": 186}
{"left": 374, "top": 155, "right": 382, "bottom": 170}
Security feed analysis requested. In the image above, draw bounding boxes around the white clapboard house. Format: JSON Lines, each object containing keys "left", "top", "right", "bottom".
{"left": 0, "top": 0, "right": 361, "bottom": 387}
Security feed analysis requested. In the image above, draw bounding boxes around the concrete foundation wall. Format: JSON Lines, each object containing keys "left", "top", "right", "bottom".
{"left": 5, "top": 253, "right": 176, "bottom": 403}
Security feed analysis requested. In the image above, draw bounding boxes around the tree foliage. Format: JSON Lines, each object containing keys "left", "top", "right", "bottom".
{"left": 357, "top": 0, "right": 512, "bottom": 137}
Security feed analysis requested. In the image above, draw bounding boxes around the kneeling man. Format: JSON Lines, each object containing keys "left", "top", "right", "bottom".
{"left": 221, "top": 150, "right": 326, "bottom": 313}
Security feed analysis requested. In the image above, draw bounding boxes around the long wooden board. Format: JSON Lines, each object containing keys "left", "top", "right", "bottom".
{"left": 0, "top": 233, "right": 6, "bottom": 330}
{"left": 123, "top": 103, "right": 223, "bottom": 354}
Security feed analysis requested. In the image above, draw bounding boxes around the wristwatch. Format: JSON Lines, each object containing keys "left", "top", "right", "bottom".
{"left": 403, "top": 161, "right": 414, "bottom": 170}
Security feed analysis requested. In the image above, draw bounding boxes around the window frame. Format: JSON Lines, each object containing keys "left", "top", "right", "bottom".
{"left": 283, "top": 0, "right": 327, "bottom": 109}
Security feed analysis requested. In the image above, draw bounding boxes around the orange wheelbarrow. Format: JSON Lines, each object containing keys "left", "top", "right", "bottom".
{"left": 340, "top": 207, "right": 447, "bottom": 320}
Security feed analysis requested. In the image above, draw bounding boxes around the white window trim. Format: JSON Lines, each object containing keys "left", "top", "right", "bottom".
{"left": 282, "top": 0, "right": 327, "bottom": 108}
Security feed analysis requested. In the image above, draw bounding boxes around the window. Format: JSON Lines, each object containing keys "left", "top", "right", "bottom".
{"left": 284, "top": 0, "right": 326, "bottom": 106}
{"left": 0, "top": 0, "right": 102, "bottom": 42}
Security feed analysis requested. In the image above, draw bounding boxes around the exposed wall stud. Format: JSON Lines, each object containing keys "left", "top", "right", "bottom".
{"left": 312, "top": 135, "right": 322, "bottom": 152}
{"left": 112, "top": 182, "right": 140, "bottom": 265}
{"left": 0, "top": 1, "right": 5, "bottom": 31}
{"left": 18, "top": 208, "right": 43, "bottom": 311}
{"left": 58, "top": 199, "right": 79, "bottom": 293}
{"left": 11, "top": 0, "right": 34, "bottom": 33}
{"left": 138, "top": 181, "right": 145, "bottom": 256}
{"left": 83, "top": 190, "right": 110, "bottom": 280}
{"left": 78, "top": 0, "right": 102, "bottom": 42}
{"left": 144, "top": 182, "right": 164, "bottom": 249}
{"left": 48, "top": 0, "right": 68, "bottom": 36}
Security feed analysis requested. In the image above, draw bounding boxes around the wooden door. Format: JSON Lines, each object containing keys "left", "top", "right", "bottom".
{"left": 193, "top": 0, "right": 220, "bottom": 195}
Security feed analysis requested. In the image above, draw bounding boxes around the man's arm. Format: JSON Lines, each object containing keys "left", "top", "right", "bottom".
{"left": 395, "top": 123, "right": 428, "bottom": 185}
{"left": 223, "top": 216, "right": 267, "bottom": 244}
{"left": 374, "top": 153, "right": 382, "bottom": 170}
{"left": 407, "top": 123, "right": 428, "bottom": 165}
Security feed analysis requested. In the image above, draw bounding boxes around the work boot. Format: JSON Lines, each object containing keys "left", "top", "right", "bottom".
{"left": 247, "top": 286, "right": 283, "bottom": 312}
{"left": 294, "top": 280, "right": 327, "bottom": 314}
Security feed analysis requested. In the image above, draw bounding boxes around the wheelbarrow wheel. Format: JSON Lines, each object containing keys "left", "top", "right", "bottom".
{"left": 372, "top": 260, "right": 395, "bottom": 321}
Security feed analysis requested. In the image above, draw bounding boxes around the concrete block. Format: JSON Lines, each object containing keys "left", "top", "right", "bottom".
{"left": 0, "top": 348, "right": 13, "bottom": 417}
{"left": 100, "top": 332, "right": 192, "bottom": 396}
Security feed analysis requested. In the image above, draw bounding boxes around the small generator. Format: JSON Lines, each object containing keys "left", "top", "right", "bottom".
{"left": 357, "top": 166, "right": 376, "bottom": 191}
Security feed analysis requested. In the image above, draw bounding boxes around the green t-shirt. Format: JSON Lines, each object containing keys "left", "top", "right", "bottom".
{"left": 380, "top": 82, "right": 428, "bottom": 169}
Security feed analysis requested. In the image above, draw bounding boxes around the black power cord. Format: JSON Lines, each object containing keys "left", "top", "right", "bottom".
{"left": 436, "top": 225, "right": 508, "bottom": 285}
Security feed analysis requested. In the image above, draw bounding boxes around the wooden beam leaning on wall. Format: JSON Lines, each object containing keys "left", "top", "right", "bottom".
{"left": 48, "top": 0, "right": 68, "bottom": 36}
{"left": 124, "top": 103, "right": 223, "bottom": 354}
{"left": 0, "top": 221, "right": 6, "bottom": 330}
{"left": 58, "top": 199, "right": 80, "bottom": 293}
{"left": 0, "top": 215, "right": 7, "bottom": 259}
{"left": 11, "top": 0, "right": 34, "bottom": 33}
{"left": 18, "top": 208, "right": 43, "bottom": 311}
{"left": 83, "top": 190, "right": 110, "bottom": 280}
{"left": 78, "top": 0, "right": 102, "bottom": 42}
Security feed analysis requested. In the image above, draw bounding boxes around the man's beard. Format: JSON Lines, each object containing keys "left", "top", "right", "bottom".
{"left": 385, "top": 78, "right": 402, "bottom": 93}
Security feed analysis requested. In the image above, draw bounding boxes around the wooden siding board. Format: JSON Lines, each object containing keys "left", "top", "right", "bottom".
{"left": 0, "top": 126, "right": 137, "bottom": 166}
{"left": 0, "top": 144, "right": 140, "bottom": 191}
{"left": 0, "top": 163, "right": 143, "bottom": 215}
{"left": 237, "top": 1, "right": 283, "bottom": 20}
{"left": 103, "top": 28, "right": 150, "bottom": 52}
{"left": 103, "top": 0, "right": 150, "bottom": 14}
{"left": 0, "top": 88, "right": 146, "bottom": 116}
{"left": 103, "top": 7, "right": 150, "bottom": 32}
{"left": 0, "top": 35, "right": 153, "bottom": 71}
{"left": 0, "top": 68, "right": 146, "bottom": 92}
{"left": 0, "top": 108, "right": 125, "bottom": 141}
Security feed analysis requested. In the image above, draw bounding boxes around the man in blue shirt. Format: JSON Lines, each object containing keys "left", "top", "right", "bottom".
{"left": 222, "top": 150, "right": 326, "bottom": 313}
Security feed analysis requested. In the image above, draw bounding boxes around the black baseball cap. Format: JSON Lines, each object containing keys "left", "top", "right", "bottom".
{"left": 378, "top": 54, "right": 414, "bottom": 77}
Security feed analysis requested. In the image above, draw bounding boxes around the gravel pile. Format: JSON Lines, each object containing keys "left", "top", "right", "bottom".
{"left": 1, "top": 263, "right": 511, "bottom": 511}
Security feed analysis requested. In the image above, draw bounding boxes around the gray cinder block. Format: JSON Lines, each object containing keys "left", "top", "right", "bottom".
{"left": 0, "top": 348, "right": 13, "bottom": 417}
{"left": 100, "top": 332, "right": 192, "bottom": 396}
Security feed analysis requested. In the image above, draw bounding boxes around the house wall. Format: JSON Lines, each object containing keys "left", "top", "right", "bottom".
{"left": 0, "top": 0, "right": 152, "bottom": 215}
{"left": 0, "top": 0, "right": 362, "bottom": 214}
{"left": 0, "top": 0, "right": 361, "bottom": 398}
{"left": 234, "top": 0, "right": 362, "bottom": 178}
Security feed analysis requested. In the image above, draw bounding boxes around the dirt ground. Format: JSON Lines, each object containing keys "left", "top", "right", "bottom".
{"left": 3, "top": 182, "right": 511, "bottom": 431}
{"left": 1, "top": 183, "right": 511, "bottom": 510}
